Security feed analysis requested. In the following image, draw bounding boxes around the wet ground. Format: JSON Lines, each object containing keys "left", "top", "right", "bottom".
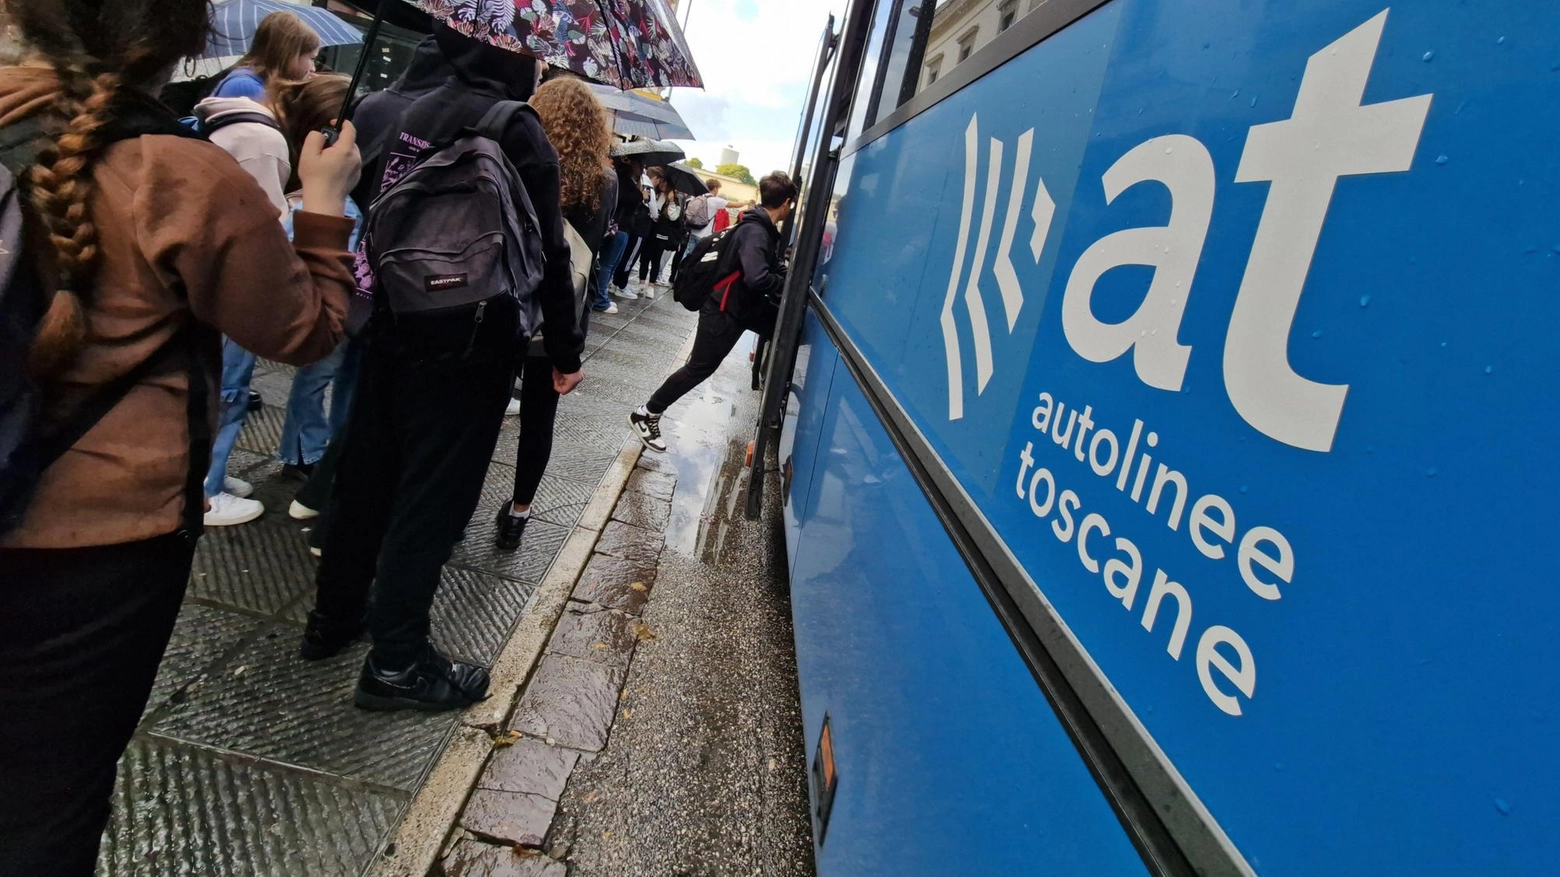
{"left": 97, "top": 293, "right": 698, "bottom": 877}
{"left": 542, "top": 337, "right": 816, "bottom": 876}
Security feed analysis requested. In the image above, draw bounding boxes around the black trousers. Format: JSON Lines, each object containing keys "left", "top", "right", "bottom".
{"left": 0, "top": 533, "right": 194, "bottom": 877}
{"left": 313, "top": 322, "right": 516, "bottom": 666}
{"left": 647, "top": 307, "right": 747, "bottom": 415}
{"left": 510, "top": 355, "right": 560, "bottom": 507}
{"left": 638, "top": 234, "right": 671, "bottom": 283}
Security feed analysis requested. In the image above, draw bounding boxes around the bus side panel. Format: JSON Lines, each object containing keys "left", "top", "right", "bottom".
{"left": 788, "top": 353, "right": 1147, "bottom": 877}
{"left": 780, "top": 309, "right": 840, "bottom": 572}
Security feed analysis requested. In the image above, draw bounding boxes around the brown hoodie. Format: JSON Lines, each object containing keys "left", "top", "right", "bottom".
{"left": 0, "top": 67, "right": 353, "bottom": 549}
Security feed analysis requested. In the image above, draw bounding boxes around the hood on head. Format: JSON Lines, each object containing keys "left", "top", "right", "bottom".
{"left": 394, "top": 36, "right": 455, "bottom": 96}
{"left": 434, "top": 23, "right": 538, "bottom": 102}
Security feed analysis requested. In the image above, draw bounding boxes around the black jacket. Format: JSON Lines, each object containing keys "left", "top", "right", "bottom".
{"left": 713, "top": 207, "right": 785, "bottom": 332}
{"left": 379, "top": 28, "right": 584, "bottom": 373}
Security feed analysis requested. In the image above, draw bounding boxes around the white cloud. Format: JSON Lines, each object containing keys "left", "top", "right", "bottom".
{"left": 663, "top": 0, "right": 846, "bottom": 177}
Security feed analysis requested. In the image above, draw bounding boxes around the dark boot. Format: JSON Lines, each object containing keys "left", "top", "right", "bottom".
{"left": 354, "top": 646, "right": 490, "bottom": 712}
{"left": 494, "top": 502, "right": 530, "bottom": 551}
{"left": 299, "top": 610, "right": 364, "bottom": 661}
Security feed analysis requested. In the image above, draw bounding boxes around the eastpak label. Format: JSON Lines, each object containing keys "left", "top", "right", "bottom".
{"left": 425, "top": 273, "right": 469, "bottom": 291}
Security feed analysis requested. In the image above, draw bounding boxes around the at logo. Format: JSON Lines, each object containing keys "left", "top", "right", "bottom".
{"left": 939, "top": 10, "right": 1431, "bottom": 453}
{"left": 940, "top": 116, "right": 1055, "bottom": 422}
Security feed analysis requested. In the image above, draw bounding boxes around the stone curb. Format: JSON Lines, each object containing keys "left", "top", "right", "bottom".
{"left": 368, "top": 327, "right": 699, "bottom": 877}
{"left": 366, "top": 439, "right": 640, "bottom": 877}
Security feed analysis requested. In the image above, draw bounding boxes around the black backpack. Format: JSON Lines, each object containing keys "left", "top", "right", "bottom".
{"left": 0, "top": 114, "right": 206, "bottom": 539}
{"left": 671, "top": 225, "right": 740, "bottom": 312}
{"left": 364, "top": 102, "right": 545, "bottom": 344}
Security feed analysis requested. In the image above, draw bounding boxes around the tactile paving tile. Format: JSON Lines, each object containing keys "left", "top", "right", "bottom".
{"left": 429, "top": 566, "right": 537, "bottom": 666}
{"left": 474, "top": 461, "right": 599, "bottom": 530}
{"left": 99, "top": 735, "right": 403, "bottom": 877}
{"left": 551, "top": 410, "right": 635, "bottom": 446}
{"left": 189, "top": 515, "right": 316, "bottom": 616}
{"left": 153, "top": 625, "right": 457, "bottom": 791}
{"left": 235, "top": 381, "right": 288, "bottom": 458}
{"left": 143, "top": 603, "right": 266, "bottom": 723}
{"left": 492, "top": 426, "right": 622, "bottom": 480}
{"left": 450, "top": 510, "right": 572, "bottom": 585}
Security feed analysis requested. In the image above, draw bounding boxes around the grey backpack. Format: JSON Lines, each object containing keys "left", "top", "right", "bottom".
{"left": 364, "top": 101, "right": 545, "bottom": 340}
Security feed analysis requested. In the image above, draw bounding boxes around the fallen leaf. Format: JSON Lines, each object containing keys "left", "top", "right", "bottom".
{"left": 492, "top": 730, "right": 522, "bottom": 748}
{"left": 619, "top": 690, "right": 628, "bottom": 701}
{"left": 511, "top": 846, "right": 542, "bottom": 858}
{"left": 592, "top": 642, "right": 608, "bottom": 650}
{"left": 232, "top": 665, "right": 248, "bottom": 677}
{"left": 629, "top": 619, "right": 657, "bottom": 642}
{"left": 629, "top": 582, "right": 647, "bottom": 592}
{"left": 769, "top": 758, "right": 777, "bottom": 772}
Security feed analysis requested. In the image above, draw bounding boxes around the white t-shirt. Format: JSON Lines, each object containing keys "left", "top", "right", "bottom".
{"left": 689, "top": 195, "right": 730, "bottom": 240}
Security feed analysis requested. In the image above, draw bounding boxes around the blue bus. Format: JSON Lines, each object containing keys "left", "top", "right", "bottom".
{"left": 745, "top": 1, "right": 1560, "bottom": 874}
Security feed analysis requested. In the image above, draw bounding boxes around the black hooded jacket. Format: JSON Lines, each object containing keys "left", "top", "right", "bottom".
{"left": 376, "top": 26, "right": 584, "bottom": 373}
{"left": 713, "top": 207, "right": 785, "bottom": 332}
{"left": 350, "top": 36, "right": 451, "bottom": 206}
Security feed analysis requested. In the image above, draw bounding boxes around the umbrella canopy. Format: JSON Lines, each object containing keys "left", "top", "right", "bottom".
{"left": 409, "top": 0, "right": 702, "bottom": 89}
{"left": 588, "top": 83, "right": 695, "bottom": 140}
{"left": 659, "top": 163, "right": 709, "bottom": 197}
{"left": 202, "top": 0, "right": 364, "bottom": 61}
{"left": 610, "top": 138, "right": 685, "bottom": 167}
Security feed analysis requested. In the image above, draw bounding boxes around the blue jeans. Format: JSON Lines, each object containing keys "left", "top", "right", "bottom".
{"left": 204, "top": 337, "right": 257, "bottom": 497}
{"left": 278, "top": 339, "right": 363, "bottom": 466}
{"left": 595, "top": 231, "right": 629, "bottom": 310}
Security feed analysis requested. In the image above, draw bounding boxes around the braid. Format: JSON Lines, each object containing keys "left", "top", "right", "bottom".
{"left": 25, "top": 57, "right": 120, "bottom": 378}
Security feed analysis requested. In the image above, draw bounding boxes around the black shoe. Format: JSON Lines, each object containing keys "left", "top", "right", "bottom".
{"left": 629, "top": 407, "right": 667, "bottom": 453}
{"left": 247, "top": 389, "right": 264, "bottom": 412}
{"left": 281, "top": 462, "right": 315, "bottom": 480}
{"left": 354, "top": 647, "right": 490, "bottom": 712}
{"left": 495, "top": 502, "right": 529, "bottom": 551}
{"left": 300, "top": 610, "right": 364, "bottom": 661}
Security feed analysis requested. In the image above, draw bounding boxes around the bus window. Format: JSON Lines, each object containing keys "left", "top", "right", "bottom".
{"left": 914, "top": 0, "right": 1041, "bottom": 97}
{"left": 843, "top": 0, "right": 896, "bottom": 142}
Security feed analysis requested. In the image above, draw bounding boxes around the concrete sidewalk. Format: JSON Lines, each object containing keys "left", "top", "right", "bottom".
{"left": 98, "top": 294, "right": 698, "bottom": 877}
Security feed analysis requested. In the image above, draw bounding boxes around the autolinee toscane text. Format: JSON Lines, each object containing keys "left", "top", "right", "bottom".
{"left": 1013, "top": 391, "right": 1294, "bottom": 717}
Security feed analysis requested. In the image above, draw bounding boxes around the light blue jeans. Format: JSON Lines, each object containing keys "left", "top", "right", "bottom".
{"left": 595, "top": 231, "right": 629, "bottom": 310}
{"left": 278, "top": 339, "right": 362, "bottom": 466}
{"left": 204, "top": 336, "right": 257, "bottom": 497}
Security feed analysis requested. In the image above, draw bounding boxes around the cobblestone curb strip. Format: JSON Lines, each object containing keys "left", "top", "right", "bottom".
{"left": 432, "top": 459, "right": 678, "bottom": 877}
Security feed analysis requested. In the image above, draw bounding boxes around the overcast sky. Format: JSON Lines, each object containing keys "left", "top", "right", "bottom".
{"left": 666, "top": 0, "right": 846, "bottom": 176}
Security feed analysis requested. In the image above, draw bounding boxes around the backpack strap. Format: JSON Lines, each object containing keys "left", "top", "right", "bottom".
{"left": 473, "top": 100, "right": 535, "bottom": 143}
{"left": 202, "top": 111, "right": 283, "bottom": 136}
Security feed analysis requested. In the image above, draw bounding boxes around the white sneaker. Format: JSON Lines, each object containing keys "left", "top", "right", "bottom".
{"left": 641, "top": 286, "right": 657, "bottom": 300}
{"left": 224, "top": 476, "right": 253, "bottom": 498}
{"left": 613, "top": 285, "right": 639, "bottom": 300}
{"left": 205, "top": 492, "right": 264, "bottom": 526}
{"left": 289, "top": 499, "right": 320, "bottom": 521}
{"left": 599, "top": 302, "right": 619, "bottom": 315}
{"left": 505, "top": 397, "right": 521, "bottom": 417}
{"left": 629, "top": 406, "right": 667, "bottom": 453}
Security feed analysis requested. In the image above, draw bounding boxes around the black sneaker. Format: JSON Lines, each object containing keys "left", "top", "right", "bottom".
{"left": 300, "top": 610, "right": 364, "bottom": 661}
{"left": 354, "top": 647, "right": 490, "bottom": 712}
{"left": 281, "top": 462, "right": 315, "bottom": 480}
{"left": 495, "top": 502, "right": 529, "bottom": 551}
{"left": 629, "top": 407, "right": 667, "bottom": 453}
{"left": 247, "top": 389, "right": 264, "bottom": 412}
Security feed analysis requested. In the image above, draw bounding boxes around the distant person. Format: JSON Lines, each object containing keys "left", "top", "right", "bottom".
{"left": 630, "top": 172, "right": 798, "bottom": 452}
{"left": 191, "top": 74, "right": 350, "bottom": 526}
{"left": 302, "top": 25, "right": 585, "bottom": 713}
{"left": 637, "top": 169, "right": 680, "bottom": 297}
{"left": 0, "top": 0, "right": 360, "bottom": 871}
{"left": 592, "top": 156, "right": 644, "bottom": 315}
{"left": 494, "top": 76, "right": 615, "bottom": 550}
{"left": 613, "top": 165, "right": 656, "bottom": 299}
{"left": 211, "top": 10, "right": 321, "bottom": 100}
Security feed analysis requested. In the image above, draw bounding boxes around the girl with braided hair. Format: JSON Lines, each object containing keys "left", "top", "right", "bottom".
{"left": 0, "top": 2, "right": 361, "bottom": 873}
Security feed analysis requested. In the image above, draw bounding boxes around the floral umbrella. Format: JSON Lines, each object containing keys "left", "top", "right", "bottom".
{"left": 409, "top": 0, "right": 702, "bottom": 89}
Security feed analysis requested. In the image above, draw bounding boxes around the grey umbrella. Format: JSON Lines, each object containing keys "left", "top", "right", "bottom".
{"left": 659, "top": 163, "right": 709, "bottom": 197}
{"left": 610, "top": 138, "right": 686, "bottom": 167}
{"left": 588, "top": 84, "right": 696, "bottom": 140}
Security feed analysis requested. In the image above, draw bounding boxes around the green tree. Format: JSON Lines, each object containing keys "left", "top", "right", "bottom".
{"left": 685, "top": 157, "right": 704, "bottom": 169}
{"left": 715, "top": 162, "right": 756, "bottom": 186}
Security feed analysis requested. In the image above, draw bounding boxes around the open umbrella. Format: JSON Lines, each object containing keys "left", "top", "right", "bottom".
{"left": 408, "top": 0, "right": 701, "bottom": 89}
{"left": 660, "top": 162, "right": 709, "bottom": 197}
{"left": 588, "top": 84, "right": 695, "bottom": 140}
{"left": 610, "top": 138, "right": 684, "bottom": 167}
{"left": 202, "top": 0, "right": 364, "bottom": 61}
